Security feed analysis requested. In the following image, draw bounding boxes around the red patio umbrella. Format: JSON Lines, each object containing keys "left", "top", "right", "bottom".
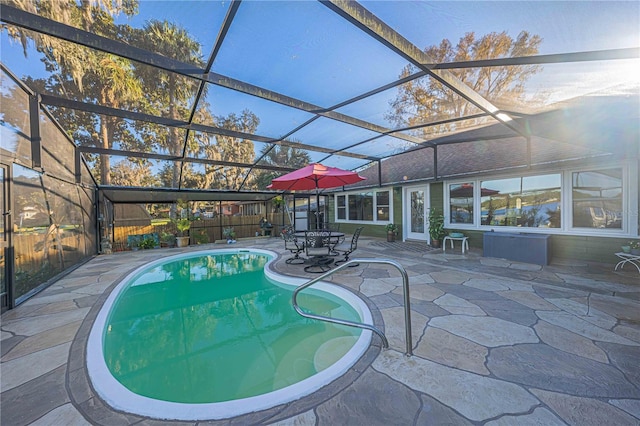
{"left": 450, "top": 183, "right": 500, "bottom": 198}
{"left": 267, "top": 163, "right": 366, "bottom": 228}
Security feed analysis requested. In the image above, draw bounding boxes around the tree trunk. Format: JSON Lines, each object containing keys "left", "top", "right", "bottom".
{"left": 100, "top": 115, "right": 110, "bottom": 185}
{"left": 168, "top": 75, "right": 181, "bottom": 188}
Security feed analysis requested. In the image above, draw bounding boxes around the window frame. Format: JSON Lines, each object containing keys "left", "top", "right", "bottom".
{"left": 334, "top": 188, "right": 394, "bottom": 225}
{"left": 567, "top": 166, "right": 629, "bottom": 233}
{"left": 443, "top": 162, "right": 637, "bottom": 237}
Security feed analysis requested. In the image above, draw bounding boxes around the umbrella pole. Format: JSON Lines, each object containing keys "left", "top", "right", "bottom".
{"left": 316, "top": 189, "right": 321, "bottom": 229}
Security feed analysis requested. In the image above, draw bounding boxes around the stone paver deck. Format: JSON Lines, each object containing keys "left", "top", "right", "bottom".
{"left": 2, "top": 237, "right": 639, "bottom": 425}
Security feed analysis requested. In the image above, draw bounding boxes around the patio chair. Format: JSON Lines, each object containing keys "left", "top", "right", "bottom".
{"left": 303, "top": 230, "right": 333, "bottom": 273}
{"left": 259, "top": 217, "right": 273, "bottom": 236}
{"left": 281, "top": 225, "right": 305, "bottom": 264}
{"left": 325, "top": 222, "right": 344, "bottom": 247}
{"left": 334, "top": 226, "right": 364, "bottom": 266}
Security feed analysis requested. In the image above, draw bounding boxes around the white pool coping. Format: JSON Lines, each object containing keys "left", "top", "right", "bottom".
{"left": 87, "top": 249, "right": 373, "bottom": 421}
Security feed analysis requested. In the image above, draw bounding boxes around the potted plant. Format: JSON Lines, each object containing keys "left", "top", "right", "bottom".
{"left": 223, "top": 226, "right": 236, "bottom": 244}
{"left": 630, "top": 240, "right": 640, "bottom": 256}
{"left": 385, "top": 223, "right": 398, "bottom": 242}
{"left": 175, "top": 218, "right": 191, "bottom": 247}
{"left": 272, "top": 195, "right": 284, "bottom": 212}
{"left": 428, "top": 208, "right": 445, "bottom": 248}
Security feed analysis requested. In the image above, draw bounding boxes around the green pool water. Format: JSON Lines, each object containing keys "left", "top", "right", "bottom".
{"left": 103, "top": 252, "right": 362, "bottom": 404}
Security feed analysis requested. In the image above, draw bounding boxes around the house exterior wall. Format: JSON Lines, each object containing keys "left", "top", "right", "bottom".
{"left": 430, "top": 161, "right": 640, "bottom": 263}
{"left": 335, "top": 158, "right": 638, "bottom": 264}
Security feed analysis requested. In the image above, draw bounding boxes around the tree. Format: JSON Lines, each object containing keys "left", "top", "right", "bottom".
{"left": 130, "top": 20, "right": 204, "bottom": 188}
{"left": 197, "top": 110, "right": 260, "bottom": 190}
{"left": 5, "top": 1, "right": 143, "bottom": 185}
{"left": 91, "top": 54, "right": 143, "bottom": 184}
{"left": 110, "top": 160, "right": 159, "bottom": 187}
{"left": 254, "top": 141, "right": 311, "bottom": 190}
{"left": 4, "top": 0, "right": 138, "bottom": 92}
{"left": 386, "top": 31, "right": 543, "bottom": 138}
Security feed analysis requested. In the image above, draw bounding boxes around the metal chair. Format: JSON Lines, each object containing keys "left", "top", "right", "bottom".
{"left": 303, "top": 230, "right": 333, "bottom": 273}
{"left": 281, "top": 225, "right": 305, "bottom": 264}
{"left": 259, "top": 217, "right": 273, "bottom": 236}
{"left": 334, "top": 226, "right": 364, "bottom": 266}
{"left": 325, "top": 222, "right": 344, "bottom": 247}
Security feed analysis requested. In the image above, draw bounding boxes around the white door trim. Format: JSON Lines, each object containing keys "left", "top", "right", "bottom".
{"left": 403, "top": 185, "right": 430, "bottom": 241}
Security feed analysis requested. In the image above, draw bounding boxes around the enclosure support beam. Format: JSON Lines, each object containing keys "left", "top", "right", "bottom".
{"left": 427, "top": 47, "right": 639, "bottom": 69}
{"left": 76, "top": 146, "right": 294, "bottom": 172}
{"left": 74, "top": 148, "right": 82, "bottom": 183}
{"left": 322, "top": 0, "right": 530, "bottom": 139}
{"left": 433, "top": 146, "right": 438, "bottom": 181}
{"left": 40, "top": 94, "right": 376, "bottom": 162}
{"left": 29, "top": 94, "right": 41, "bottom": 169}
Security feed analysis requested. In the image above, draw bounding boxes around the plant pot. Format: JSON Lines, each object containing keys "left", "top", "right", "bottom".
{"left": 387, "top": 231, "right": 396, "bottom": 242}
{"left": 621, "top": 246, "right": 631, "bottom": 253}
{"left": 431, "top": 239, "right": 441, "bottom": 248}
{"left": 631, "top": 248, "right": 640, "bottom": 256}
{"left": 176, "top": 236, "right": 190, "bottom": 247}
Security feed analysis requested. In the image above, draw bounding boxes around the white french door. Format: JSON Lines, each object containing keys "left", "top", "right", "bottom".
{"left": 403, "top": 185, "right": 429, "bottom": 241}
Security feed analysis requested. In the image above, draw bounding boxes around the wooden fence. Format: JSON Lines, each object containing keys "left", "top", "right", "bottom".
{"left": 13, "top": 229, "right": 89, "bottom": 297}
{"left": 112, "top": 213, "right": 288, "bottom": 251}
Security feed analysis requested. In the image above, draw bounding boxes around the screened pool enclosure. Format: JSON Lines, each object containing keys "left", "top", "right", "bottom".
{"left": 1, "top": 0, "right": 638, "bottom": 310}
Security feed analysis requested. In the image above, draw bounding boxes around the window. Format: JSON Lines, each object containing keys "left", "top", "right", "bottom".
{"left": 337, "top": 195, "right": 346, "bottom": 220}
{"left": 449, "top": 182, "right": 474, "bottom": 224}
{"left": 446, "top": 166, "right": 635, "bottom": 235}
{"left": 335, "top": 189, "right": 391, "bottom": 223}
{"left": 376, "top": 191, "right": 389, "bottom": 221}
{"left": 481, "top": 174, "right": 561, "bottom": 228}
{"left": 349, "top": 192, "right": 373, "bottom": 220}
{"left": 572, "top": 169, "right": 622, "bottom": 229}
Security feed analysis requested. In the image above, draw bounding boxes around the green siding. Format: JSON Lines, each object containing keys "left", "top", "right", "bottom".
{"left": 444, "top": 231, "right": 637, "bottom": 265}
{"left": 430, "top": 182, "right": 444, "bottom": 213}
{"left": 547, "top": 235, "right": 637, "bottom": 264}
{"left": 392, "top": 187, "right": 403, "bottom": 239}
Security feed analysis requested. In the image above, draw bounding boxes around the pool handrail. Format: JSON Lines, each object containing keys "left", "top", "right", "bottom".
{"left": 292, "top": 258, "right": 413, "bottom": 356}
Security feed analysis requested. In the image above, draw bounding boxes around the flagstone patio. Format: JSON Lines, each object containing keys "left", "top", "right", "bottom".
{"left": 1, "top": 237, "right": 639, "bottom": 425}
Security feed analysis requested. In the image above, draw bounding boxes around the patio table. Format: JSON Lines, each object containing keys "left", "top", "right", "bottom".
{"left": 295, "top": 231, "right": 345, "bottom": 242}
{"left": 614, "top": 252, "right": 640, "bottom": 273}
{"left": 299, "top": 231, "right": 344, "bottom": 255}
{"left": 296, "top": 230, "right": 344, "bottom": 273}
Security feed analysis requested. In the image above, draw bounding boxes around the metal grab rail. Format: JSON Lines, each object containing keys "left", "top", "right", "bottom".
{"left": 292, "top": 258, "right": 413, "bottom": 356}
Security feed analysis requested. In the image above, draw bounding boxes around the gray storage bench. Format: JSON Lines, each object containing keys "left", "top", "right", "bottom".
{"left": 483, "top": 232, "right": 550, "bottom": 265}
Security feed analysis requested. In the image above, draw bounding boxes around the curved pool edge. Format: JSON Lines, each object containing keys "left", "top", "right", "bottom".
{"left": 85, "top": 248, "right": 374, "bottom": 421}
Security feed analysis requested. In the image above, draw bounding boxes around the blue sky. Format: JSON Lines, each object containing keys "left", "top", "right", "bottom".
{"left": 3, "top": 1, "right": 638, "bottom": 101}
{"left": 2, "top": 1, "right": 638, "bottom": 173}
{"left": 364, "top": 1, "right": 639, "bottom": 53}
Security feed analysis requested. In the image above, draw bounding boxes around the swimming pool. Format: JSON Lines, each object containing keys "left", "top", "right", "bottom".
{"left": 87, "top": 249, "right": 373, "bottom": 420}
